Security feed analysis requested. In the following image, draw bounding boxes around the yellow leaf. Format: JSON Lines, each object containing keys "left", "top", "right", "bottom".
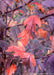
{"left": 38, "top": 65, "right": 41, "bottom": 70}
{"left": 9, "top": 20, "right": 18, "bottom": 27}
{"left": 17, "top": 41, "right": 25, "bottom": 51}
{"left": 47, "top": 50, "right": 51, "bottom": 55}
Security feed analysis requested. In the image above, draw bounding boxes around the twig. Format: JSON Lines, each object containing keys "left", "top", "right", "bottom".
{"left": 40, "top": 13, "right": 54, "bottom": 20}
{"left": 6, "top": 13, "right": 54, "bottom": 30}
{"left": 3, "top": 6, "right": 8, "bottom": 40}
{"left": 7, "top": 12, "right": 14, "bottom": 26}
{"left": 3, "top": 0, "right": 34, "bottom": 15}
{"left": 6, "top": 24, "right": 23, "bottom": 30}
{"left": 20, "top": 0, "right": 27, "bottom": 16}
{"left": 7, "top": 6, "right": 14, "bottom": 26}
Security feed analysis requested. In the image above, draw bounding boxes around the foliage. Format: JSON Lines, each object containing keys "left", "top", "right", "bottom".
{"left": 0, "top": 0, "right": 54, "bottom": 75}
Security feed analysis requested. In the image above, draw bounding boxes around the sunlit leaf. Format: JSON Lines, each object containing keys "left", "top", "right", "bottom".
{"left": 6, "top": 46, "right": 25, "bottom": 56}
{"left": 9, "top": 20, "right": 18, "bottom": 27}
{"left": 47, "top": 50, "right": 51, "bottom": 55}
{"left": 18, "top": 15, "right": 41, "bottom": 46}
{"left": 38, "top": 65, "right": 41, "bottom": 70}
{"left": 37, "top": 28, "right": 47, "bottom": 38}
{"left": 15, "top": 0, "right": 20, "bottom": 3}
{"left": 17, "top": 41, "right": 25, "bottom": 51}
{"left": 24, "top": 15, "right": 41, "bottom": 28}
{"left": 7, "top": 63, "right": 17, "bottom": 75}
{"left": 18, "top": 29, "right": 29, "bottom": 46}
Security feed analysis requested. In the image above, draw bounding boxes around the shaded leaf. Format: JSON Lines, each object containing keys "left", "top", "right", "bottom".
{"left": 33, "top": 2, "right": 45, "bottom": 13}
{"left": 18, "top": 29, "right": 29, "bottom": 46}
{"left": 19, "top": 9, "right": 25, "bottom": 15}
{"left": 17, "top": 41, "right": 25, "bottom": 51}
{"left": 0, "top": 40, "right": 9, "bottom": 50}
{"left": 21, "top": 53, "right": 36, "bottom": 67}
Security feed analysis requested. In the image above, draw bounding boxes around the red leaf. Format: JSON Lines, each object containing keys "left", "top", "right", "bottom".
{"left": 18, "top": 15, "right": 41, "bottom": 46}
{"left": 6, "top": 46, "right": 36, "bottom": 68}
{"left": 20, "top": 9, "right": 25, "bottom": 15}
{"left": 18, "top": 29, "right": 29, "bottom": 46}
{"left": 47, "top": 9, "right": 54, "bottom": 14}
{"left": 6, "top": 46, "right": 25, "bottom": 56}
{"left": 21, "top": 53, "right": 31, "bottom": 59}
{"left": 21, "top": 53, "right": 31, "bottom": 68}
{"left": 37, "top": 28, "right": 47, "bottom": 38}
{"left": 20, "top": 34, "right": 29, "bottom": 46}
{"left": 24, "top": 15, "right": 41, "bottom": 28}
{"left": 33, "top": 2, "right": 45, "bottom": 13}
{"left": 24, "top": 15, "right": 41, "bottom": 37}
{"left": 7, "top": 63, "right": 17, "bottom": 75}
{"left": 49, "top": 35, "right": 54, "bottom": 40}
{"left": 21, "top": 53, "right": 36, "bottom": 67}
{"left": 41, "top": 20, "right": 48, "bottom": 25}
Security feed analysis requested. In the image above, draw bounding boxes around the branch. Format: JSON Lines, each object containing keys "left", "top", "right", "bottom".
{"left": 6, "top": 13, "right": 54, "bottom": 30}
{"left": 40, "top": 13, "right": 54, "bottom": 20}
{"left": 6, "top": 24, "right": 23, "bottom": 30}
{"left": 4, "top": 0, "right": 34, "bottom": 15}
{"left": 3, "top": 6, "right": 8, "bottom": 40}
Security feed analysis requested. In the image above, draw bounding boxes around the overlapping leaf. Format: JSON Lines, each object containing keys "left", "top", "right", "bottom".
{"left": 6, "top": 46, "right": 36, "bottom": 68}
{"left": 18, "top": 15, "right": 41, "bottom": 46}
{"left": 18, "top": 29, "right": 29, "bottom": 46}
{"left": 6, "top": 46, "right": 25, "bottom": 56}
{"left": 7, "top": 63, "right": 17, "bottom": 75}
{"left": 22, "top": 53, "right": 36, "bottom": 68}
